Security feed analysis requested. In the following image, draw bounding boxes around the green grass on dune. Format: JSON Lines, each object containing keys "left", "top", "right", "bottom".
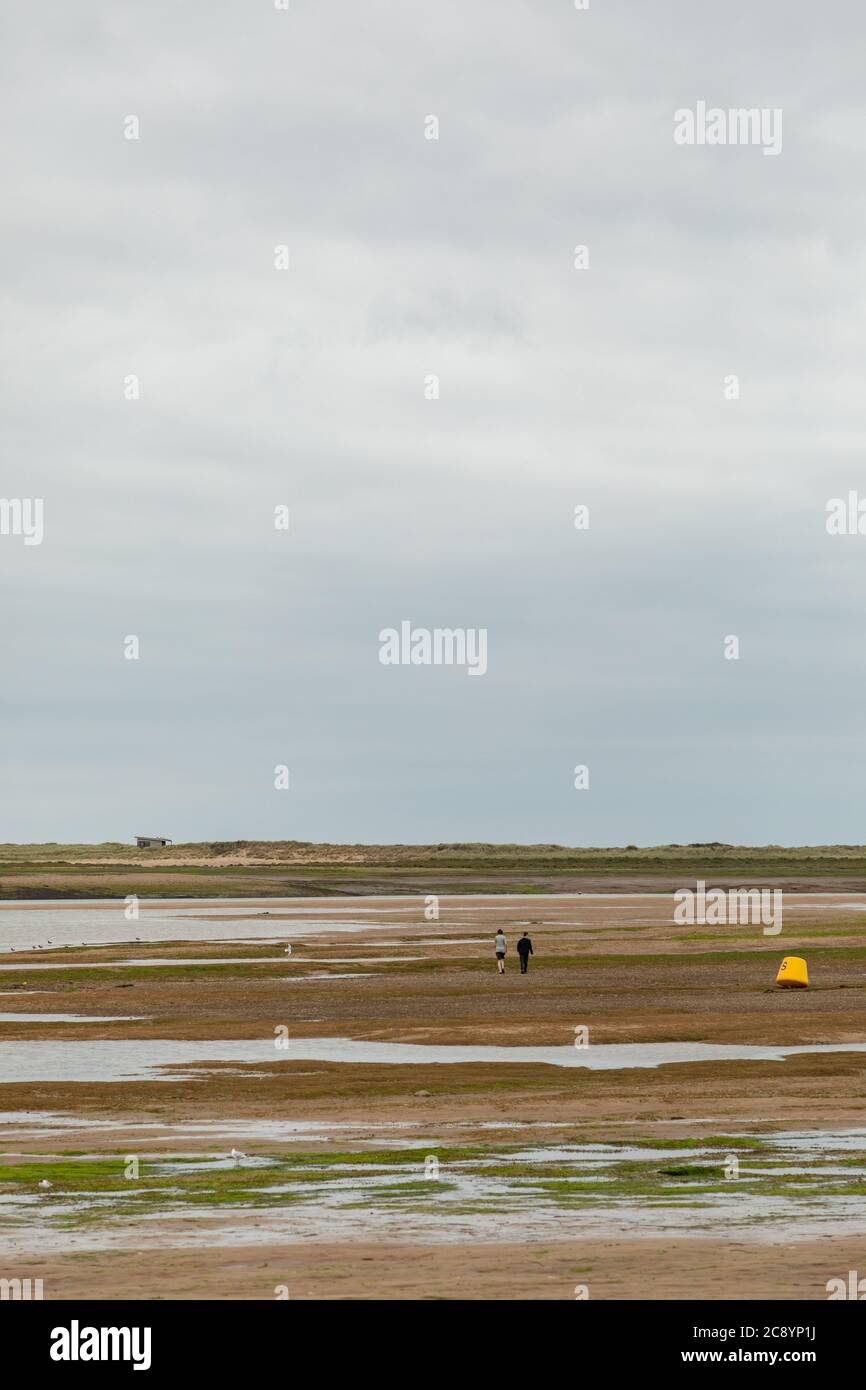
{"left": 3, "top": 841, "right": 866, "bottom": 900}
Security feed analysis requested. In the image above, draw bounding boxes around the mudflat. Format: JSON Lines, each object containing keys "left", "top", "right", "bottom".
{"left": 10, "top": 1237, "right": 861, "bottom": 1302}
{"left": 1, "top": 891, "right": 865, "bottom": 1299}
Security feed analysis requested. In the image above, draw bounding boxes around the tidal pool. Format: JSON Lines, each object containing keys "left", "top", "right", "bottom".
{"left": 2, "top": 1127, "right": 865, "bottom": 1254}
{"left": 0, "top": 900, "right": 433, "bottom": 952}
{"left": 2, "top": 1037, "right": 866, "bottom": 1084}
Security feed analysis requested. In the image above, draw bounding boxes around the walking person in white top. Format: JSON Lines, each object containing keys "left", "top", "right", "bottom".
{"left": 494, "top": 930, "right": 507, "bottom": 974}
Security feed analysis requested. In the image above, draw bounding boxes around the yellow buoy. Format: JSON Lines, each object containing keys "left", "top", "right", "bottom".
{"left": 776, "top": 956, "right": 809, "bottom": 988}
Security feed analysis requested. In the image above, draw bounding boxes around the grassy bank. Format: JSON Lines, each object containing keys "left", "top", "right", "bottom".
{"left": 2, "top": 841, "right": 866, "bottom": 899}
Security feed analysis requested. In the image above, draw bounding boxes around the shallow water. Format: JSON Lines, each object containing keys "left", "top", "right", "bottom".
{"left": 4, "top": 1198, "right": 863, "bottom": 1256}
{"left": 2, "top": 1037, "right": 866, "bottom": 1084}
{"left": 0, "top": 955, "right": 424, "bottom": 971}
{"left": 0, "top": 909, "right": 407, "bottom": 952}
{"left": 0, "top": 900, "right": 443, "bottom": 953}
{"left": 0, "top": 1112, "right": 577, "bottom": 1141}
{"left": 2, "top": 1126, "right": 865, "bottom": 1254}
{"left": 0, "top": 892, "right": 863, "bottom": 954}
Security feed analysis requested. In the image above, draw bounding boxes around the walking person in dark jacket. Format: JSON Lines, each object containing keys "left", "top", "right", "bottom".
{"left": 516, "top": 931, "right": 533, "bottom": 974}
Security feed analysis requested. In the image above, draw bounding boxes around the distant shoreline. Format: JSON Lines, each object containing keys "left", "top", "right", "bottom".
{"left": 2, "top": 842, "right": 866, "bottom": 899}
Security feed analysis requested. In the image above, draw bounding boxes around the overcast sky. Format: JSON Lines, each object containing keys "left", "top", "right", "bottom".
{"left": 2, "top": 0, "right": 865, "bottom": 846}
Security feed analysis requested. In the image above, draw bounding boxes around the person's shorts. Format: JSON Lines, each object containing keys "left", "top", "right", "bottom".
{"left": 495, "top": 951, "right": 505, "bottom": 959}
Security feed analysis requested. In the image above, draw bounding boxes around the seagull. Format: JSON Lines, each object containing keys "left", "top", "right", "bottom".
{"left": 230, "top": 1148, "right": 247, "bottom": 1166}
{"left": 38, "top": 1179, "right": 53, "bottom": 1189}
{"left": 284, "top": 944, "right": 292, "bottom": 955}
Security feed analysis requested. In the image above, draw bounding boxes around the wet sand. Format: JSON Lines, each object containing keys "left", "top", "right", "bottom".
{"left": 8, "top": 1236, "right": 863, "bottom": 1301}
{"left": 1, "top": 892, "right": 865, "bottom": 1299}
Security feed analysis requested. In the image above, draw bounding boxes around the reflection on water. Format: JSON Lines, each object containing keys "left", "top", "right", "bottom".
{"left": 2, "top": 1126, "right": 865, "bottom": 1255}
{"left": 0, "top": 903, "right": 416, "bottom": 952}
{"left": 2, "top": 1037, "right": 866, "bottom": 1083}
